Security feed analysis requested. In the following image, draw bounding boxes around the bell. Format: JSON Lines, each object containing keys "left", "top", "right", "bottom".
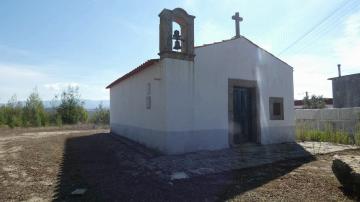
{"left": 173, "top": 30, "right": 180, "bottom": 39}
{"left": 173, "top": 40, "right": 181, "bottom": 50}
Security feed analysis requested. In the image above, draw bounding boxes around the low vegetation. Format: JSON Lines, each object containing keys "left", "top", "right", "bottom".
{"left": 296, "top": 121, "right": 360, "bottom": 146}
{"left": 90, "top": 103, "right": 110, "bottom": 125}
{"left": 302, "top": 94, "right": 326, "bottom": 109}
{"left": 0, "top": 87, "right": 109, "bottom": 128}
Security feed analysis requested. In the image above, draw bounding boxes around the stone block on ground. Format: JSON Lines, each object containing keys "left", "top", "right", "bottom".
{"left": 170, "top": 172, "right": 188, "bottom": 180}
{"left": 71, "top": 188, "right": 87, "bottom": 195}
{"left": 332, "top": 155, "right": 360, "bottom": 196}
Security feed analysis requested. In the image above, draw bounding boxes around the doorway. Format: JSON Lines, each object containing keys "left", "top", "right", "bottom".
{"left": 233, "top": 87, "right": 252, "bottom": 144}
{"left": 228, "top": 79, "right": 259, "bottom": 146}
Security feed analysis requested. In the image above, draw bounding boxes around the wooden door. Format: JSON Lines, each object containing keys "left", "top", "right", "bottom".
{"left": 233, "top": 87, "right": 252, "bottom": 144}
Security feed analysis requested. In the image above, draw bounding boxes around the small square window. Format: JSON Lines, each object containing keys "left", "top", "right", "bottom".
{"left": 269, "top": 97, "right": 284, "bottom": 120}
{"left": 146, "top": 96, "right": 151, "bottom": 109}
{"left": 147, "top": 83, "right": 151, "bottom": 95}
{"left": 146, "top": 83, "right": 151, "bottom": 110}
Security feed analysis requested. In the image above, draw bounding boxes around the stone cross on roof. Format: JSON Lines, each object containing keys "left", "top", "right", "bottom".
{"left": 232, "top": 12, "right": 243, "bottom": 38}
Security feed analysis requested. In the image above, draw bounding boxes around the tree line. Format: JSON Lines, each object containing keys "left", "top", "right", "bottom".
{"left": 0, "top": 87, "right": 109, "bottom": 128}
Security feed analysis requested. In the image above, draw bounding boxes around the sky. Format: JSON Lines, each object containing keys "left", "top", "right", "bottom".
{"left": 0, "top": 0, "right": 359, "bottom": 103}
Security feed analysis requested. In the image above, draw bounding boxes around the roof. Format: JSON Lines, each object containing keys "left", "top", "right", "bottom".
{"left": 106, "top": 36, "right": 293, "bottom": 89}
{"left": 106, "top": 59, "right": 159, "bottom": 89}
{"left": 195, "top": 36, "right": 293, "bottom": 69}
{"left": 328, "top": 73, "right": 360, "bottom": 80}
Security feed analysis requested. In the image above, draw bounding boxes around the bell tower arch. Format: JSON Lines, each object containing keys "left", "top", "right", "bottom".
{"left": 158, "top": 8, "right": 195, "bottom": 61}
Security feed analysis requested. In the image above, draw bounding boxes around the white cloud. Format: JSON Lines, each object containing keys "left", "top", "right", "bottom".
{"left": 0, "top": 64, "right": 50, "bottom": 102}
{"left": 0, "top": 63, "right": 109, "bottom": 102}
{"left": 44, "top": 82, "right": 81, "bottom": 91}
{"left": 43, "top": 82, "right": 108, "bottom": 100}
{"left": 0, "top": 64, "right": 47, "bottom": 81}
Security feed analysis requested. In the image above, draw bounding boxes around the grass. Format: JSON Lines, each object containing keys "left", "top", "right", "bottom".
{"left": 296, "top": 121, "right": 360, "bottom": 146}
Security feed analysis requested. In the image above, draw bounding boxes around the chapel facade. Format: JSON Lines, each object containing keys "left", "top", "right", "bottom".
{"left": 107, "top": 8, "right": 295, "bottom": 154}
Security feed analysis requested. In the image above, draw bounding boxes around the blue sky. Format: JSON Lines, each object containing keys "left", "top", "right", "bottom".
{"left": 0, "top": 0, "right": 359, "bottom": 102}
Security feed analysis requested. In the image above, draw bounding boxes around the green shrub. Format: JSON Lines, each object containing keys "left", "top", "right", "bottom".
{"left": 303, "top": 94, "right": 326, "bottom": 109}
{"left": 22, "top": 89, "right": 48, "bottom": 127}
{"left": 0, "top": 106, "right": 5, "bottom": 126}
{"left": 355, "top": 122, "right": 360, "bottom": 146}
{"left": 0, "top": 86, "right": 95, "bottom": 128}
{"left": 90, "top": 103, "right": 109, "bottom": 125}
{"left": 56, "top": 86, "right": 88, "bottom": 124}
{"left": 296, "top": 121, "right": 353, "bottom": 145}
{"left": 3, "top": 95, "right": 23, "bottom": 128}
{"left": 295, "top": 120, "right": 308, "bottom": 142}
{"left": 55, "top": 114, "right": 62, "bottom": 127}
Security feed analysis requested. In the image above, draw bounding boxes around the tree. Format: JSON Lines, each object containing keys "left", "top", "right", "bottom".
{"left": 48, "top": 96, "right": 62, "bottom": 126}
{"left": 0, "top": 105, "right": 5, "bottom": 126}
{"left": 4, "top": 95, "right": 23, "bottom": 128}
{"left": 56, "top": 86, "right": 88, "bottom": 124}
{"left": 22, "top": 89, "right": 47, "bottom": 127}
{"left": 303, "top": 94, "right": 326, "bottom": 109}
{"left": 91, "top": 103, "right": 110, "bottom": 125}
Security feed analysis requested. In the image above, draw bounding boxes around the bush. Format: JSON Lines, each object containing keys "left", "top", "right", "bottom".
{"left": 22, "top": 89, "right": 48, "bottom": 127}
{"left": 3, "top": 95, "right": 23, "bottom": 128}
{"left": 0, "top": 106, "right": 5, "bottom": 126}
{"left": 0, "top": 86, "right": 95, "bottom": 128}
{"left": 303, "top": 94, "right": 326, "bottom": 109}
{"left": 90, "top": 103, "right": 109, "bottom": 125}
{"left": 56, "top": 86, "right": 88, "bottom": 124}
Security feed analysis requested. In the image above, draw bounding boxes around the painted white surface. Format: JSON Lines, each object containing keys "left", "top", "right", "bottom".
{"left": 109, "top": 37, "right": 295, "bottom": 154}
{"left": 162, "top": 58, "right": 195, "bottom": 131}
{"left": 193, "top": 37, "right": 294, "bottom": 145}
{"left": 109, "top": 62, "right": 168, "bottom": 151}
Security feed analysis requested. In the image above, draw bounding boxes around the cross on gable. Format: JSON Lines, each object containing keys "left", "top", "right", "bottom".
{"left": 232, "top": 12, "right": 243, "bottom": 38}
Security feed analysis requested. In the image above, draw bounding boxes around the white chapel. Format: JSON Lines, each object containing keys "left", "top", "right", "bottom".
{"left": 107, "top": 8, "right": 295, "bottom": 154}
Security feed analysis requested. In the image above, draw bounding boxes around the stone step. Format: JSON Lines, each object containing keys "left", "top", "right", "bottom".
{"left": 332, "top": 155, "right": 360, "bottom": 196}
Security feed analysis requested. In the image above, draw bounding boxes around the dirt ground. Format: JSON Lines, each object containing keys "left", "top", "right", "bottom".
{"left": 0, "top": 128, "right": 359, "bottom": 202}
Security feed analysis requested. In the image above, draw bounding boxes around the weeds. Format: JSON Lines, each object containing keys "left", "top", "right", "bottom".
{"left": 355, "top": 122, "right": 360, "bottom": 146}
{"left": 296, "top": 120, "right": 359, "bottom": 145}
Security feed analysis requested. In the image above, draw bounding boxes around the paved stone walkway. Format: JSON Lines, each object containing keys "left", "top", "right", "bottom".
{"left": 141, "top": 141, "right": 359, "bottom": 179}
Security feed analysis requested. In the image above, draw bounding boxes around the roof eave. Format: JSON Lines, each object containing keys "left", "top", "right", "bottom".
{"left": 106, "top": 59, "right": 160, "bottom": 89}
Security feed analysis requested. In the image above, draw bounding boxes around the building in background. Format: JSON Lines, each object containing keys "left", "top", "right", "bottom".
{"left": 329, "top": 64, "right": 360, "bottom": 108}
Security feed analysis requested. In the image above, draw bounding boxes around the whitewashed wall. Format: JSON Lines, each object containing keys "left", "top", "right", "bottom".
{"left": 193, "top": 37, "right": 294, "bottom": 145}
{"left": 161, "top": 58, "right": 230, "bottom": 153}
{"left": 110, "top": 62, "right": 168, "bottom": 151}
{"left": 110, "top": 37, "right": 295, "bottom": 154}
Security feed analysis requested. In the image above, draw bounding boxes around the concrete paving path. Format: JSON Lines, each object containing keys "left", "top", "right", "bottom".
{"left": 137, "top": 141, "right": 359, "bottom": 179}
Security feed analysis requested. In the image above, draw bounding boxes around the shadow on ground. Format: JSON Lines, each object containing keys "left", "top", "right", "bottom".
{"left": 53, "top": 133, "right": 315, "bottom": 201}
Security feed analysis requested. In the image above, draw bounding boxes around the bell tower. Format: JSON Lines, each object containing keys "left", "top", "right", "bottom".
{"left": 158, "top": 8, "right": 195, "bottom": 61}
